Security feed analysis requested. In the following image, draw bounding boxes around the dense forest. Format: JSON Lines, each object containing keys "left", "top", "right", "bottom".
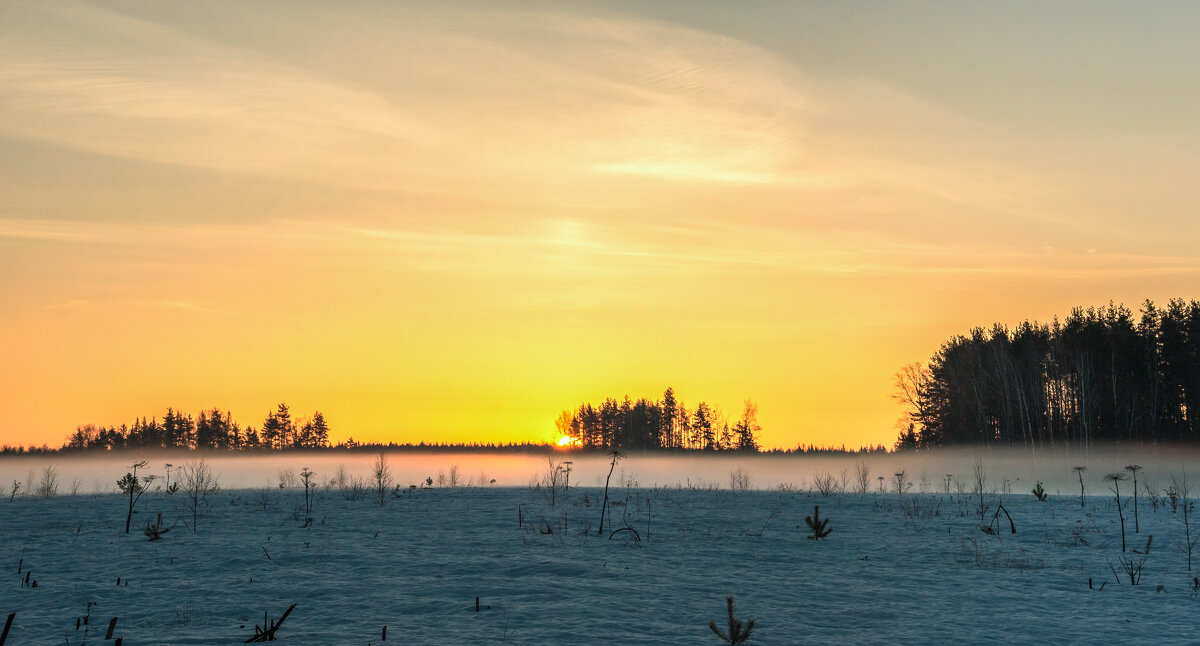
{"left": 556, "top": 388, "right": 760, "bottom": 451}
{"left": 55, "top": 403, "right": 329, "bottom": 451}
{"left": 895, "top": 299, "right": 1200, "bottom": 450}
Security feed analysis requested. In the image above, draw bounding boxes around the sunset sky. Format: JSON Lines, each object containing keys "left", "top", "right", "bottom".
{"left": 3, "top": 1, "right": 1200, "bottom": 449}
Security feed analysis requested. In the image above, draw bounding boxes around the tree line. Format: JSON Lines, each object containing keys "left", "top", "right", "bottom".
{"left": 895, "top": 299, "right": 1200, "bottom": 450}
{"left": 556, "top": 388, "right": 760, "bottom": 451}
{"left": 61, "top": 403, "right": 330, "bottom": 451}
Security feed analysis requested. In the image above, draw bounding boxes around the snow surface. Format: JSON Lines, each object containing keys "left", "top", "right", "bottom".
{"left": 1, "top": 455, "right": 1198, "bottom": 644}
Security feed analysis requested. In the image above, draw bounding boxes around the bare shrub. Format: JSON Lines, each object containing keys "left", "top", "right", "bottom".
{"left": 892, "top": 470, "right": 911, "bottom": 496}
{"left": 681, "top": 478, "right": 720, "bottom": 491}
{"left": 898, "top": 494, "right": 941, "bottom": 531}
{"left": 740, "top": 509, "right": 780, "bottom": 537}
{"left": 254, "top": 485, "right": 275, "bottom": 511}
{"left": 540, "top": 456, "right": 565, "bottom": 506}
{"left": 853, "top": 462, "right": 870, "bottom": 496}
{"left": 448, "top": 464, "right": 461, "bottom": 488}
{"left": 34, "top": 465, "right": 59, "bottom": 498}
{"left": 179, "top": 459, "right": 220, "bottom": 533}
{"left": 1170, "top": 471, "right": 1197, "bottom": 571}
{"left": 1144, "top": 479, "right": 1161, "bottom": 511}
{"left": 973, "top": 458, "right": 989, "bottom": 519}
{"left": 958, "top": 537, "right": 1044, "bottom": 570}
{"left": 339, "top": 473, "right": 367, "bottom": 501}
{"left": 276, "top": 466, "right": 297, "bottom": 490}
{"left": 728, "top": 467, "right": 751, "bottom": 492}
{"left": 811, "top": 471, "right": 842, "bottom": 497}
{"left": 371, "top": 452, "right": 392, "bottom": 507}
{"left": 1109, "top": 535, "right": 1152, "bottom": 585}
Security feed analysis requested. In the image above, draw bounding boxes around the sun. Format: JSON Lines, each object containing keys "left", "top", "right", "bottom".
{"left": 557, "top": 435, "right": 578, "bottom": 447}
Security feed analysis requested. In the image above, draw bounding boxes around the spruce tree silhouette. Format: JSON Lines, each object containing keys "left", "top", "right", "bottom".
{"left": 709, "top": 596, "right": 755, "bottom": 644}
{"left": 805, "top": 505, "right": 831, "bottom": 540}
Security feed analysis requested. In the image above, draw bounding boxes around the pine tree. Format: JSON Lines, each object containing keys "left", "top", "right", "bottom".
{"left": 660, "top": 387, "right": 677, "bottom": 449}
{"left": 260, "top": 411, "right": 281, "bottom": 449}
{"left": 161, "top": 408, "right": 194, "bottom": 448}
{"left": 243, "top": 426, "right": 260, "bottom": 449}
{"left": 310, "top": 411, "right": 329, "bottom": 447}
{"left": 693, "top": 402, "right": 714, "bottom": 450}
{"left": 719, "top": 422, "right": 735, "bottom": 451}
{"left": 195, "top": 410, "right": 212, "bottom": 448}
{"left": 275, "top": 403, "right": 296, "bottom": 448}
{"left": 737, "top": 400, "right": 760, "bottom": 452}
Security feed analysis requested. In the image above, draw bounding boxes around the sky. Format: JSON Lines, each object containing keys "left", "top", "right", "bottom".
{"left": 3, "top": 0, "right": 1200, "bottom": 449}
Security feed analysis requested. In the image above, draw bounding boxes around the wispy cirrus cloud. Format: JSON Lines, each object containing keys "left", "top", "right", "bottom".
{"left": 0, "top": 0, "right": 812, "bottom": 195}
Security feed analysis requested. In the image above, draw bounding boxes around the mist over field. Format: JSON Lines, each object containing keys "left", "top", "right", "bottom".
{"left": 4, "top": 446, "right": 1198, "bottom": 495}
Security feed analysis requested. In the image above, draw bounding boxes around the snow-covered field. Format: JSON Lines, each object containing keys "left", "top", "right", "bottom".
{"left": 2, "top": 451, "right": 1200, "bottom": 644}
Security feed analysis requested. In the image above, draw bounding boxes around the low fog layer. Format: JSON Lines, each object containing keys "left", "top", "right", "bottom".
{"left": 3, "top": 446, "right": 1198, "bottom": 496}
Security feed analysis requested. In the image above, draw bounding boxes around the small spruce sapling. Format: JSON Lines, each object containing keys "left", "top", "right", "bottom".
{"left": 1032, "top": 481, "right": 1048, "bottom": 501}
{"left": 853, "top": 462, "right": 870, "bottom": 497}
{"left": 709, "top": 596, "right": 755, "bottom": 645}
{"left": 805, "top": 505, "right": 831, "bottom": 540}
{"left": 144, "top": 512, "right": 169, "bottom": 541}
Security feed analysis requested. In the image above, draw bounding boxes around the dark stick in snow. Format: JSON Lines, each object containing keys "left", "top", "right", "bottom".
{"left": 244, "top": 604, "right": 296, "bottom": 642}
